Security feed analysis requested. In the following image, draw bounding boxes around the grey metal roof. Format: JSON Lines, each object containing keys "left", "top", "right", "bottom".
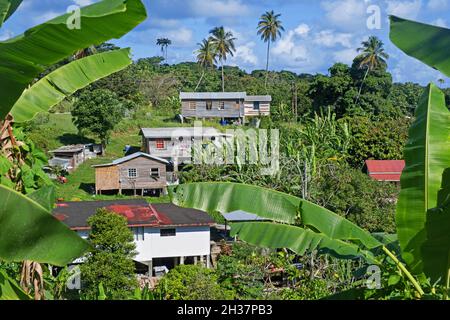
{"left": 140, "top": 127, "right": 224, "bottom": 139}
{"left": 180, "top": 92, "right": 247, "bottom": 100}
{"left": 222, "top": 210, "right": 267, "bottom": 222}
{"left": 50, "top": 144, "right": 85, "bottom": 153}
{"left": 92, "top": 152, "right": 169, "bottom": 168}
{"left": 245, "top": 95, "right": 272, "bottom": 102}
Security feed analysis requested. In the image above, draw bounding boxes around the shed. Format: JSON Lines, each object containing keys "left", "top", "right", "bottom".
{"left": 365, "top": 160, "right": 405, "bottom": 182}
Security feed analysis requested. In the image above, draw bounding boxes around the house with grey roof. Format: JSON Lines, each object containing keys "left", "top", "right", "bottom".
{"left": 92, "top": 152, "right": 170, "bottom": 196}
{"left": 49, "top": 144, "right": 101, "bottom": 172}
{"left": 180, "top": 92, "right": 271, "bottom": 123}
{"left": 139, "top": 127, "right": 229, "bottom": 164}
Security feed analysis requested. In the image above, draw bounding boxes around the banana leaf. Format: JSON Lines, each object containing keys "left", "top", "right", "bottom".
{"left": 396, "top": 83, "right": 450, "bottom": 274}
{"left": 231, "top": 222, "right": 379, "bottom": 264}
{"left": 11, "top": 48, "right": 132, "bottom": 123}
{"left": 390, "top": 16, "right": 450, "bottom": 77}
{"left": 0, "top": 269, "right": 30, "bottom": 300}
{"left": 26, "top": 185, "right": 55, "bottom": 212}
{"left": 169, "top": 183, "right": 382, "bottom": 250}
{"left": 0, "top": 0, "right": 21, "bottom": 28}
{"left": 421, "top": 168, "right": 450, "bottom": 285}
{"left": 0, "top": 0, "right": 147, "bottom": 119}
{"left": 0, "top": 185, "right": 90, "bottom": 265}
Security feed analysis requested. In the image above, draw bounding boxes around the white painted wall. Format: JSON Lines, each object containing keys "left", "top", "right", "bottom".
{"left": 135, "top": 226, "right": 211, "bottom": 262}
{"left": 76, "top": 226, "right": 211, "bottom": 262}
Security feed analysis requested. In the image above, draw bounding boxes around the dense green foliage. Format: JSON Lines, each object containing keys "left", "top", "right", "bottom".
{"left": 80, "top": 209, "right": 137, "bottom": 300}
{"left": 156, "top": 264, "right": 232, "bottom": 300}
{"left": 72, "top": 89, "right": 124, "bottom": 146}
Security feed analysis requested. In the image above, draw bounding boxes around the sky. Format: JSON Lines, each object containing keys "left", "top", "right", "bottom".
{"left": 2, "top": 0, "right": 450, "bottom": 85}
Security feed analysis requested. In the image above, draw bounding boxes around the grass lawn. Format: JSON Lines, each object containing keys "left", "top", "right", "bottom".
{"left": 30, "top": 112, "right": 235, "bottom": 202}
{"left": 29, "top": 113, "right": 171, "bottom": 202}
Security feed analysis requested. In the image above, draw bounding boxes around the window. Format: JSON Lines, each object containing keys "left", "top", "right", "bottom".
{"left": 253, "top": 101, "right": 260, "bottom": 110}
{"left": 206, "top": 100, "right": 212, "bottom": 110}
{"left": 160, "top": 228, "right": 176, "bottom": 237}
{"left": 218, "top": 101, "right": 225, "bottom": 110}
{"left": 156, "top": 139, "right": 165, "bottom": 150}
{"left": 189, "top": 101, "right": 196, "bottom": 110}
{"left": 133, "top": 227, "right": 145, "bottom": 241}
{"left": 235, "top": 100, "right": 240, "bottom": 110}
{"left": 128, "top": 168, "right": 137, "bottom": 178}
{"left": 151, "top": 168, "right": 160, "bottom": 178}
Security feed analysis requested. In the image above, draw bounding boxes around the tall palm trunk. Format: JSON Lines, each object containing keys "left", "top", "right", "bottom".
{"left": 355, "top": 66, "right": 370, "bottom": 104}
{"left": 221, "top": 60, "right": 225, "bottom": 92}
{"left": 265, "top": 40, "right": 271, "bottom": 90}
{"left": 195, "top": 70, "right": 205, "bottom": 92}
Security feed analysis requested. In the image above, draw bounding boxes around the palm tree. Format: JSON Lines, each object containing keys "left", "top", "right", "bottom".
{"left": 355, "top": 36, "right": 389, "bottom": 103}
{"left": 195, "top": 39, "right": 217, "bottom": 91}
{"left": 209, "top": 26, "right": 236, "bottom": 92}
{"left": 257, "top": 10, "right": 285, "bottom": 90}
{"left": 156, "top": 38, "right": 172, "bottom": 61}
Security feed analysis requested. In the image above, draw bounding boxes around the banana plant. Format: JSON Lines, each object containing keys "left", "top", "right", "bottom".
{"left": 169, "top": 182, "right": 424, "bottom": 296}
{"left": 0, "top": 0, "right": 147, "bottom": 299}
{"left": 390, "top": 16, "right": 450, "bottom": 295}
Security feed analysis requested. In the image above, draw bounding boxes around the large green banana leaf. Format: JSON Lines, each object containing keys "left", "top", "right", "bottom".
{"left": 396, "top": 83, "right": 450, "bottom": 274}
{"left": 231, "top": 222, "right": 379, "bottom": 264}
{"left": 169, "top": 183, "right": 382, "bottom": 250}
{"left": 390, "top": 16, "right": 450, "bottom": 77}
{"left": 0, "top": 185, "right": 90, "bottom": 265}
{"left": 0, "top": 0, "right": 147, "bottom": 119}
{"left": 421, "top": 169, "right": 450, "bottom": 284}
{"left": 26, "top": 185, "right": 55, "bottom": 212}
{"left": 0, "top": 0, "right": 21, "bottom": 27}
{"left": 0, "top": 269, "right": 30, "bottom": 300}
{"left": 11, "top": 48, "right": 132, "bottom": 123}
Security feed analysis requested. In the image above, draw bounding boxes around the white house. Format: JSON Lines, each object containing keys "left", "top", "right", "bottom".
{"left": 53, "top": 200, "right": 215, "bottom": 276}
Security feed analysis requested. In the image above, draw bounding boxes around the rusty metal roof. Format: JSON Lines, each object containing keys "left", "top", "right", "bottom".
{"left": 53, "top": 199, "right": 214, "bottom": 230}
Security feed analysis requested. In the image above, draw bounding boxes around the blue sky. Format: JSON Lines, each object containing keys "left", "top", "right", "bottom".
{"left": 2, "top": 0, "right": 450, "bottom": 84}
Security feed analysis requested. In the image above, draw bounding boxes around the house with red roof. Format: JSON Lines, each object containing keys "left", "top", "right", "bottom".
{"left": 53, "top": 199, "right": 215, "bottom": 276}
{"left": 364, "top": 160, "right": 405, "bottom": 182}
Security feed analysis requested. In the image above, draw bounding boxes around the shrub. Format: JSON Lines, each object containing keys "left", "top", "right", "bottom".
{"left": 155, "top": 264, "right": 232, "bottom": 300}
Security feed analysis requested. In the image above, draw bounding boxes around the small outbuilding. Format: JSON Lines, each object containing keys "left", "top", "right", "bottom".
{"left": 92, "top": 152, "right": 169, "bottom": 196}
{"left": 365, "top": 160, "right": 405, "bottom": 182}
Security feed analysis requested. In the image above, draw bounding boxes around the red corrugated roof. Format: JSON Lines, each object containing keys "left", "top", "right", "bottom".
{"left": 365, "top": 160, "right": 405, "bottom": 182}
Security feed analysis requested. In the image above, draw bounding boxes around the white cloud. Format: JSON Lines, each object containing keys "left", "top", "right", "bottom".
{"left": 385, "top": 0, "right": 422, "bottom": 19}
{"left": 162, "top": 28, "right": 194, "bottom": 46}
{"left": 294, "top": 24, "right": 311, "bottom": 36}
{"left": 0, "top": 30, "right": 14, "bottom": 41}
{"left": 313, "top": 30, "right": 353, "bottom": 48}
{"left": 272, "top": 23, "right": 359, "bottom": 73}
{"left": 333, "top": 48, "right": 358, "bottom": 64}
{"left": 427, "top": 0, "right": 448, "bottom": 10}
{"left": 432, "top": 18, "right": 448, "bottom": 27}
{"left": 230, "top": 42, "right": 258, "bottom": 66}
{"left": 73, "top": 0, "right": 95, "bottom": 6}
{"left": 321, "top": 0, "right": 369, "bottom": 31}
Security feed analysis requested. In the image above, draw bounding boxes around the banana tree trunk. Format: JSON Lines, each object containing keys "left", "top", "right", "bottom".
{"left": 0, "top": 114, "right": 16, "bottom": 161}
